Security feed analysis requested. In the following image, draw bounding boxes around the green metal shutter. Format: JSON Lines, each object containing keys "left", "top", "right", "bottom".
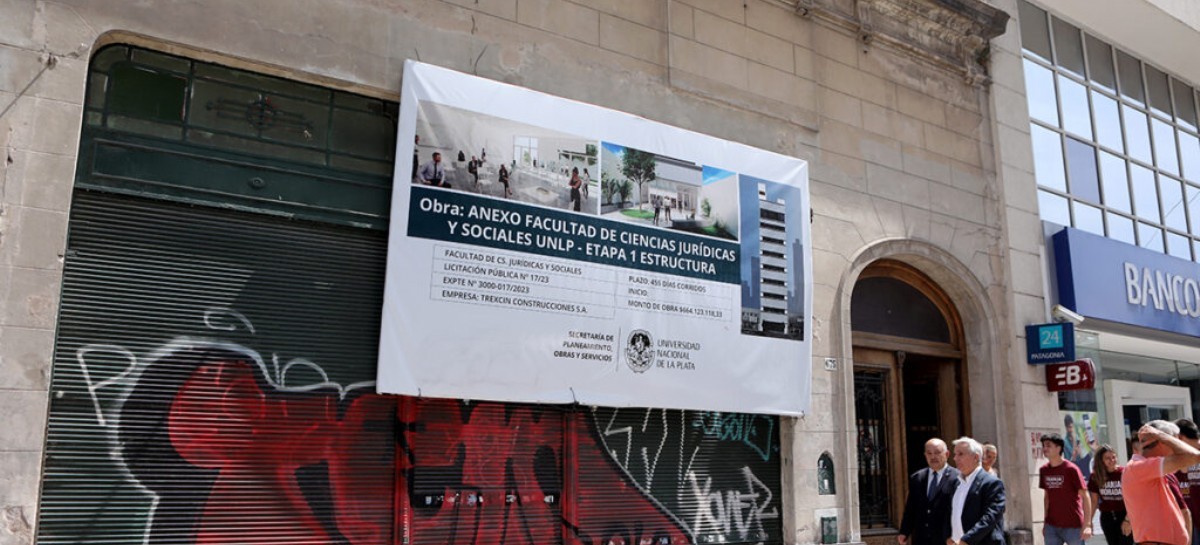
{"left": 38, "top": 191, "right": 396, "bottom": 545}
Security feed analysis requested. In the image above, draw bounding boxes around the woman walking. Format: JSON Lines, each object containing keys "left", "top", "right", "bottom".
{"left": 498, "top": 164, "right": 511, "bottom": 198}
{"left": 569, "top": 167, "right": 582, "bottom": 211}
{"left": 1087, "top": 445, "right": 1133, "bottom": 545}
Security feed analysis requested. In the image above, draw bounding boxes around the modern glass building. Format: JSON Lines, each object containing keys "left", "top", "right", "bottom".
{"left": 1017, "top": 0, "right": 1200, "bottom": 492}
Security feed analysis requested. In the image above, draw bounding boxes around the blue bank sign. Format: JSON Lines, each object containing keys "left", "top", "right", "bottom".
{"left": 1054, "top": 227, "right": 1200, "bottom": 338}
{"left": 1026, "top": 322, "right": 1075, "bottom": 364}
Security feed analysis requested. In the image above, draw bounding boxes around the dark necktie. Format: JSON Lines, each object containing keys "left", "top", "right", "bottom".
{"left": 928, "top": 471, "right": 940, "bottom": 500}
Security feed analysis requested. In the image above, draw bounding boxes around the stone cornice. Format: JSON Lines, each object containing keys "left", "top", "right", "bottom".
{"left": 794, "top": 0, "right": 1010, "bottom": 85}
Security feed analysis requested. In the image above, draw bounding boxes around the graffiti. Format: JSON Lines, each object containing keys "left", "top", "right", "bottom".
{"left": 589, "top": 408, "right": 782, "bottom": 545}
{"left": 400, "top": 400, "right": 564, "bottom": 545}
{"left": 107, "top": 341, "right": 393, "bottom": 545}
{"left": 399, "top": 399, "right": 694, "bottom": 545}
{"left": 67, "top": 308, "right": 394, "bottom": 545}
{"left": 202, "top": 308, "right": 256, "bottom": 334}
{"left": 686, "top": 467, "right": 779, "bottom": 543}
{"left": 75, "top": 344, "right": 138, "bottom": 427}
{"left": 48, "top": 306, "right": 780, "bottom": 545}
{"left": 596, "top": 408, "right": 702, "bottom": 489}
{"left": 691, "top": 412, "right": 776, "bottom": 462}
{"left": 160, "top": 356, "right": 393, "bottom": 544}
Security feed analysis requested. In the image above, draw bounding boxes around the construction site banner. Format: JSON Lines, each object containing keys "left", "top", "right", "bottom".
{"left": 378, "top": 60, "right": 812, "bottom": 416}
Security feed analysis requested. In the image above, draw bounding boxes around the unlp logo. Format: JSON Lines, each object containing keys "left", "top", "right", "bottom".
{"left": 625, "top": 330, "right": 654, "bottom": 373}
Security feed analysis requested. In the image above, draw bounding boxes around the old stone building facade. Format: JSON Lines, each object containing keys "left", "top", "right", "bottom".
{"left": 0, "top": 0, "right": 1135, "bottom": 544}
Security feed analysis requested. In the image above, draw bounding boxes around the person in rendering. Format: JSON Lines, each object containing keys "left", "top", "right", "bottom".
{"left": 899, "top": 438, "right": 959, "bottom": 545}
{"left": 582, "top": 168, "right": 591, "bottom": 199}
{"left": 653, "top": 197, "right": 661, "bottom": 225}
{"left": 947, "top": 436, "right": 1006, "bottom": 545}
{"left": 411, "top": 134, "right": 421, "bottom": 182}
{"left": 1124, "top": 420, "right": 1200, "bottom": 545}
{"left": 468, "top": 155, "right": 480, "bottom": 187}
{"left": 1087, "top": 444, "right": 1134, "bottom": 545}
{"left": 498, "top": 164, "right": 511, "bottom": 198}
{"left": 419, "top": 152, "right": 449, "bottom": 188}
{"left": 1039, "top": 433, "right": 1092, "bottom": 545}
{"left": 568, "top": 167, "right": 582, "bottom": 211}
{"left": 1174, "top": 418, "right": 1200, "bottom": 545}
{"left": 982, "top": 443, "right": 999, "bottom": 477}
{"left": 664, "top": 198, "right": 672, "bottom": 222}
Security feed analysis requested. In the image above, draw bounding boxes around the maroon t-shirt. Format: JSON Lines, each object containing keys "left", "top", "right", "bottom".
{"left": 1176, "top": 464, "right": 1200, "bottom": 527}
{"left": 1167, "top": 472, "right": 1188, "bottom": 510}
{"left": 1041, "top": 460, "right": 1087, "bottom": 527}
{"left": 1087, "top": 467, "right": 1125, "bottom": 512}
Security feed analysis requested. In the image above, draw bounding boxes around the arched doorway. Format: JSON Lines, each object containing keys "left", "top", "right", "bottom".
{"left": 851, "top": 259, "right": 967, "bottom": 540}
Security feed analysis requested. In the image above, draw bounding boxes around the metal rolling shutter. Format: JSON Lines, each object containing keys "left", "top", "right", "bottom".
{"left": 575, "top": 408, "right": 783, "bottom": 545}
{"left": 399, "top": 398, "right": 565, "bottom": 545}
{"left": 38, "top": 191, "right": 396, "bottom": 545}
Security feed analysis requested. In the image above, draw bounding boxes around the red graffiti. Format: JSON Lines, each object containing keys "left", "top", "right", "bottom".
{"left": 570, "top": 421, "right": 692, "bottom": 545}
{"left": 139, "top": 355, "right": 691, "bottom": 545}
{"left": 398, "top": 398, "right": 690, "bottom": 545}
{"left": 167, "top": 359, "right": 394, "bottom": 544}
{"left": 399, "top": 399, "right": 564, "bottom": 545}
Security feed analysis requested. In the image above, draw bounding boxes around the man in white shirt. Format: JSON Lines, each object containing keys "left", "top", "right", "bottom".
{"left": 418, "top": 152, "right": 450, "bottom": 188}
{"left": 947, "top": 437, "right": 1006, "bottom": 545}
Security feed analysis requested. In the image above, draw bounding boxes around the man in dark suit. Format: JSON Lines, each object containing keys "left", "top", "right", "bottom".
{"left": 947, "top": 437, "right": 1006, "bottom": 545}
{"left": 899, "top": 438, "right": 960, "bottom": 545}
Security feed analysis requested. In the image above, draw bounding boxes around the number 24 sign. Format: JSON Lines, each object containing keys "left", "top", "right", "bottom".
{"left": 1045, "top": 358, "right": 1096, "bottom": 392}
{"left": 1026, "top": 322, "right": 1075, "bottom": 364}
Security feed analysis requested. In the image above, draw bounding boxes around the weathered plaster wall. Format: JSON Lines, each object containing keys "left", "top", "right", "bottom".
{"left": 0, "top": 1, "right": 1013, "bottom": 544}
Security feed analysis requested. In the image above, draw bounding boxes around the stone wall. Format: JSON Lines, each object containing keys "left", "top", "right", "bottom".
{"left": 0, "top": 1, "right": 1014, "bottom": 544}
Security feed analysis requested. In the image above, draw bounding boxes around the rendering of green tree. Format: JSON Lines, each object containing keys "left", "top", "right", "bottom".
{"left": 621, "top": 148, "right": 656, "bottom": 208}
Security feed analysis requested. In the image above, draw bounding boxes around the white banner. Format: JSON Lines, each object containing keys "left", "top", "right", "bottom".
{"left": 378, "top": 61, "right": 812, "bottom": 416}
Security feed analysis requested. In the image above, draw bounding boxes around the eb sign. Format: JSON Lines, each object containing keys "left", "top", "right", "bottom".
{"left": 1045, "top": 359, "right": 1096, "bottom": 392}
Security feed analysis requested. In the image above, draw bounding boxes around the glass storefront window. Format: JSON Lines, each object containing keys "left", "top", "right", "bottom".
{"left": 1061, "top": 331, "right": 1200, "bottom": 469}
{"left": 1022, "top": 1, "right": 1200, "bottom": 262}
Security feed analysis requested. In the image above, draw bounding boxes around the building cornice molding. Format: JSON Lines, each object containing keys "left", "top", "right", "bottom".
{"left": 795, "top": 0, "right": 1010, "bottom": 86}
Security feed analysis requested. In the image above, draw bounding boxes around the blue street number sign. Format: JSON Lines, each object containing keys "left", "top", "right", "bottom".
{"left": 1025, "top": 322, "right": 1075, "bottom": 365}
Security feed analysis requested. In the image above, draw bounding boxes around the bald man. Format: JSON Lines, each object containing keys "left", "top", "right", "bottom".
{"left": 900, "top": 438, "right": 960, "bottom": 545}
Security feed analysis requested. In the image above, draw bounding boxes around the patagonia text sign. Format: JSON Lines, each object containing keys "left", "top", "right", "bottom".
{"left": 377, "top": 61, "right": 813, "bottom": 416}
{"left": 1025, "top": 322, "right": 1075, "bottom": 364}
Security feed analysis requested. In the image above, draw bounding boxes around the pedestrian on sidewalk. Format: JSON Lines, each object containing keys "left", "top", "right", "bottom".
{"left": 1039, "top": 433, "right": 1092, "bottom": 545}
{"left": 947, "top": 436, "right": 1006, "bottom": 545}
{"left": 1087, "top": 445, "right": 1133, "bottom": 545}
{"left": 1124, "top": 421, "right": 1200, "bottom": 545}
{"left": 982, "top": 443, "right": 999, "bottom": 477}
{"left": 1173, "top": 418, "right": 1200, "bottom": 545}
{"left": 899, "top": 438, "right": 959, "bottom": 545}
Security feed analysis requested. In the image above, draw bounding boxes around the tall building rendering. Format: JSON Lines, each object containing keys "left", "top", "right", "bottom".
{"left": 757, "top": 183, "right": 790, "bottom": 335}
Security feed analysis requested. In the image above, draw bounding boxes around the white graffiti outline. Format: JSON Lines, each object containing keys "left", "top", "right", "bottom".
{"left": 70, "top": 307, "right": 376, "bottom": 545}
{"left": 591, "top": 407, "right": 697, "bottom": 540}
{"left": 591, "top": 407, "right": 780, "bottom": 545}
{"left": 202, "top": 308, "right": 256, "bottom": 334}
{"left": 76, "top": 345, "right": 140, "bottom": 427}
{"left": 639, "top": 409, "right": 668, "bottom": 488}
{"left": 602, "top": 410, "right": 634, "bottom": 468}
{"left": 686, "top": 466, "right": 779, "bottom": 543}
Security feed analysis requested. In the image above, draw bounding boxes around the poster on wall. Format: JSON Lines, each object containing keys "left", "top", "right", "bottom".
{"left": 1059, "top": 410, "right": 1101, "bottom": 479}
{"left": 378, "top": 60, "right": 812, "bottom": 416}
